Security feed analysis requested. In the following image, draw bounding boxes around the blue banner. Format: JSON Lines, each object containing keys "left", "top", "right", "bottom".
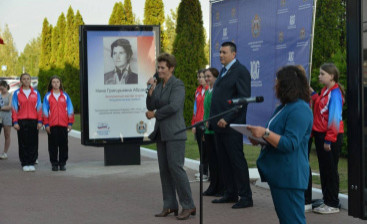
{"left": 211, "top": 0, "right": 314, "bottom": 127}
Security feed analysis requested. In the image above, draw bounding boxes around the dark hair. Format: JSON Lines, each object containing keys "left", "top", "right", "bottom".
{"left": 110, "top": 38, "right": 133, "bottom": 63}
{"left": 206, "top": 67, "right": 219, "bottom": 78}
{"left": 221, "top": 41, "right": 236, "bottom": 53}
{"left": 320, "top": 63, "right": 345, "bottom": 96}
{"left": 275, "top": 65, "right": 310, "bottom": 104}
{"left": 47, "top": 75, "right": 64, "bottom": 92}
{"left": 157, "top": 53, "right": 177, "bottom": 68}
{"left": 197, "top": 69, "right": 206, "bottom": 76}
{"left": 0, "top": 80, "right": 9, "bottom": 90}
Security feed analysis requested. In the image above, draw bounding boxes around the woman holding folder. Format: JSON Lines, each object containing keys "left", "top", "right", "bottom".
{"left": 247, "top": 65, "right": 313, "bottom": 224}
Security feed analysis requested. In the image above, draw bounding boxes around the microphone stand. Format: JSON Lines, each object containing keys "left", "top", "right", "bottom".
{"left": 175, "top": 104, "right": 243, "bottom": 224}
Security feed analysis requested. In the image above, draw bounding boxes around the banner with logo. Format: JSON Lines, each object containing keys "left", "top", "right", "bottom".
{"left": 211, "top": 0, "right": 314, "bottom": 126}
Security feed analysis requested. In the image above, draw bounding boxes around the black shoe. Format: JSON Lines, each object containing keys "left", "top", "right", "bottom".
{"left": 232, "top": 199, "right": 253, "bottom": 209}
{"left": 52, "top": 165, "right": 58, "bottom": 171}
{"left": 59, "top": 165, "right": 66, "bottom": 171}
{"left": 212, "top": 196, "right": 238, "bottom": 203}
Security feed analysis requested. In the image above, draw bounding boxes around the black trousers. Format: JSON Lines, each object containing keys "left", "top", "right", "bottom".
{"left": 48, "top": 126, "right": 68, "bottom": 166}
{"left": 314, "top": 131, "right": 343, "bottom": 208}
{"left": 17, "top": 119, "right": 38, "bottom": 166}
{"left": 305, "top": 137, "right": 313, "bottom": 204}
{"left": 215, "top": 130, "right": 252, "bottom": 200}
{"left": 204, "top": 133, "right": 224, "bottom": 194}
{"left": 195, "top": 127, "right": 208, "bottom": 175}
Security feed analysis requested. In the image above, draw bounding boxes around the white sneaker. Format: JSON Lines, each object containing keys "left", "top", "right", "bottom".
{"left": 313, "top": 204, "right": 339, "bottom": 214}
{"left": 305, "top": 204, "right": 312, "bottom": 212}
{"left": 195, "top": 172, "right": 200, "bottom": 177}
{"left": 23, "top": 166, "right": 30, "bottom": 172}
{"left": 28, "top": 165, "right": 36, "bottom": 172}
{"left": 0, "top": 153, "right": 7, "bottom": 159}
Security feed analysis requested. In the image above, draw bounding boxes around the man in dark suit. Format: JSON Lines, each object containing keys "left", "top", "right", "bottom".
{"left": 104, "top": 38, "right": 138, "bottom": 85}
{"left": 210, "top": 42, "right": 253, "bottom": 209}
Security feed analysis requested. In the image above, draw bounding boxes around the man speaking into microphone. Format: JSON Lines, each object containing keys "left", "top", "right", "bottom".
{"left": 210, "top": 41, "right": 253, "bottom": 209}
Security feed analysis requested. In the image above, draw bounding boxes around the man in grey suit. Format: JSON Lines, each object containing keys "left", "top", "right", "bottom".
{"left": 104, "top": 38, "right": 138, "bottom": 85}
{"left": 146, "top": 53, "right": 196, "bottom": 220}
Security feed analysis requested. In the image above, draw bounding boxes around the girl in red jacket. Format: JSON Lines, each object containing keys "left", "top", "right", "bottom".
{"left": 310, "top": 63, "right": 344, "bottom": 214}
{"left": 12, "top": 73, "right": 43, "bottom": 172}
{"left": 191, "top": 69, "right": 209, "bottom": 180}
{"left": 43, "top": 76, "right": 74, "bottom": 171}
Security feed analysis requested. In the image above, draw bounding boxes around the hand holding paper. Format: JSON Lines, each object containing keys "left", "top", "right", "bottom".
{"left": 230, "top": 124, "right": 267, "bottom": 145}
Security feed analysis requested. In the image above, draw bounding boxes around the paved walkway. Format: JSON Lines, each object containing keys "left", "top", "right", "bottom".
{"left": 0, "top": 129, "right": 365, "bottom": 224}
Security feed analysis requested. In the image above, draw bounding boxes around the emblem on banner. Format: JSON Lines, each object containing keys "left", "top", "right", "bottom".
{"left": 216, "top": 11, "right": 220, "bottom": 21}
{"left": 278, "top": 32, "right": 284, "bottom": 43}
{"left": 223, "top": 27, "right": 228, "bottom": 38}
{"left": 289, "top": 15, "right": 296, "bottom": 26}
{"left": 251, "top": 14, "right": 261, "bottom": 38}
{"left": 281, "top": 0, "right": 286, "bottom": 6}
{"left": 299, "top": 28, "right": 306, "bottom": 40}
{"left": 136, "top": 121, "right": 147, "bottom": 134}
{"left": 250, "top": 60, "right": 260, "bottom": 80}
{"left": 97, "top": 122, "right": 110, "bottom": 136}
{"left": 215, "top": 42, "right": 220, "bottom": 51}
{"left": 288, "top": 51, "right": 295, "bottom": 63}
{"left": 231, "top": 8, "right": 236, "bottom": 18}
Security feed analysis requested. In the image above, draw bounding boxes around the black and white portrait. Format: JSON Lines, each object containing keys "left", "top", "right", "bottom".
{"left": 104, "top": 37, "right": 138, "bottom": 85}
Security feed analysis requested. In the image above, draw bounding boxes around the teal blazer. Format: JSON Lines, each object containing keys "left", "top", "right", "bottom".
{"left": 257, "top": 99, "right": 313, "bottom": 190}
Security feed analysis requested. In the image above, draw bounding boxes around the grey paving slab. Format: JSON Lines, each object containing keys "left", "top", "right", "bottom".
{"left": 0, "top": 129, "right": 365, "bottom": 224}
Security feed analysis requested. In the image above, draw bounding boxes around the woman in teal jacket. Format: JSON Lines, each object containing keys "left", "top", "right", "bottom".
{"left": 247, "top": 65, "right": 313, "bottom": 224}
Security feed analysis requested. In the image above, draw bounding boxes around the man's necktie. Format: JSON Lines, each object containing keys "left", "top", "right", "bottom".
{"left": 220, "top": 67, "right": 227, "bottom": 77}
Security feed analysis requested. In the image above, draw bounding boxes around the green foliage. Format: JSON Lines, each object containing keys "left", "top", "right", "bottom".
{"left": 164, "top": 8, "right": 177, "bottom": 53}
{"left": 124, "top": 0, "right": 134, "bottom": 25}
{"left": 17, "top": 36, "right": 42, "bottom": 76}
{"left": 39, "top": 18, "right": 52, "bottom": 69}
{"left": 143, "top": 0, "right": 165, "bottom": 51}
{"left": 0, "top": 25, "right": 19, "bottom": 76}
{"left": 173, "top": 0, "right": 207, "bottom": 126}
{"left": 56, "top": 13, "right": 66, "bottom": 68}
{"left": 72, "top": 10, "right": 85, "bottom": 67}
{"left": 109, "top": 2, "right": 125, "bottom": 25}
{"left": 64, "top": 6, "right": 75, "bottom": 66}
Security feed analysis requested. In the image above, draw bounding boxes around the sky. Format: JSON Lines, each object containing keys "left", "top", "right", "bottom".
{"left": 0, "top": 0, "right": 210, "bottom": 52}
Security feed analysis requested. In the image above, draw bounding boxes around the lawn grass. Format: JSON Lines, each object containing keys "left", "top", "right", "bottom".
{"left": 73, "top": 114, "right": 348, "bottom": 194}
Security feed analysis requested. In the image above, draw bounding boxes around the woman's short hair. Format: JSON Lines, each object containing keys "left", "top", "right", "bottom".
{"left": 206, "top": 67, "right": 219, "bottom": 78}
{"left": 110, "top": 38, "right": 133, "bottom": 62}
{"left": 275, "top": 65, "right": 310, "bottom": 104}
{"left": 20, "top": 73, "right": 31, "bottom": 80}
{"left": 157, "top": 53, "right": 177, "bottom": 68}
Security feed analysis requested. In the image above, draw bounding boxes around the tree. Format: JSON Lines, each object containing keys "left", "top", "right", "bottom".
{"left": 311, "top": 0, "right": 346, "bottom": 91}
{"left": 72, "top": 10, "right": 85, "bottom": 68}
{"left": 55, "top": 13, "right": 66, "bottom": 68}
{"left": 17, "top": 36, "right": 42, "bottom": 76}
{"left": 0, "top": 25, "right": 19, "bottom": 76}
{"left": 144, "top": 0, "right": 165, "bottom": 51}
{"left": 172, "top": 0, "right": 206, "bottom": 125}
{"left": 164, "top": 8, "right": 177, "bottom": 53}
{"left": 39, "top": 18, "right": 53, "bottom": 70}
{"left": 124, "top": 0, "right": 134, "bottom": 24}
{"left": 64, "top": 6, "right": 75, "bottom": 66}
{"left": 109, "top": 2, "right": 125, "bottom": 25}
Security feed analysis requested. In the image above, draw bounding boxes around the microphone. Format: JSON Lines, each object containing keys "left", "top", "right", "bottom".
{"left": 228, "top": 96, "right": 264, "bottom": 105}
{"left": 146, "top": 73, "right": 158, "bottom": 93}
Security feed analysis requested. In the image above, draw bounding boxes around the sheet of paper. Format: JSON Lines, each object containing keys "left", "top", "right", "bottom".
{"left": 230, "top": 124, "right": 268, "bottom": 145}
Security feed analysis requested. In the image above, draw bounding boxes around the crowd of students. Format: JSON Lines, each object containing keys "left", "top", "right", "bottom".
{"left": 0, "top": 73, "right": 74, "bottom": 172}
